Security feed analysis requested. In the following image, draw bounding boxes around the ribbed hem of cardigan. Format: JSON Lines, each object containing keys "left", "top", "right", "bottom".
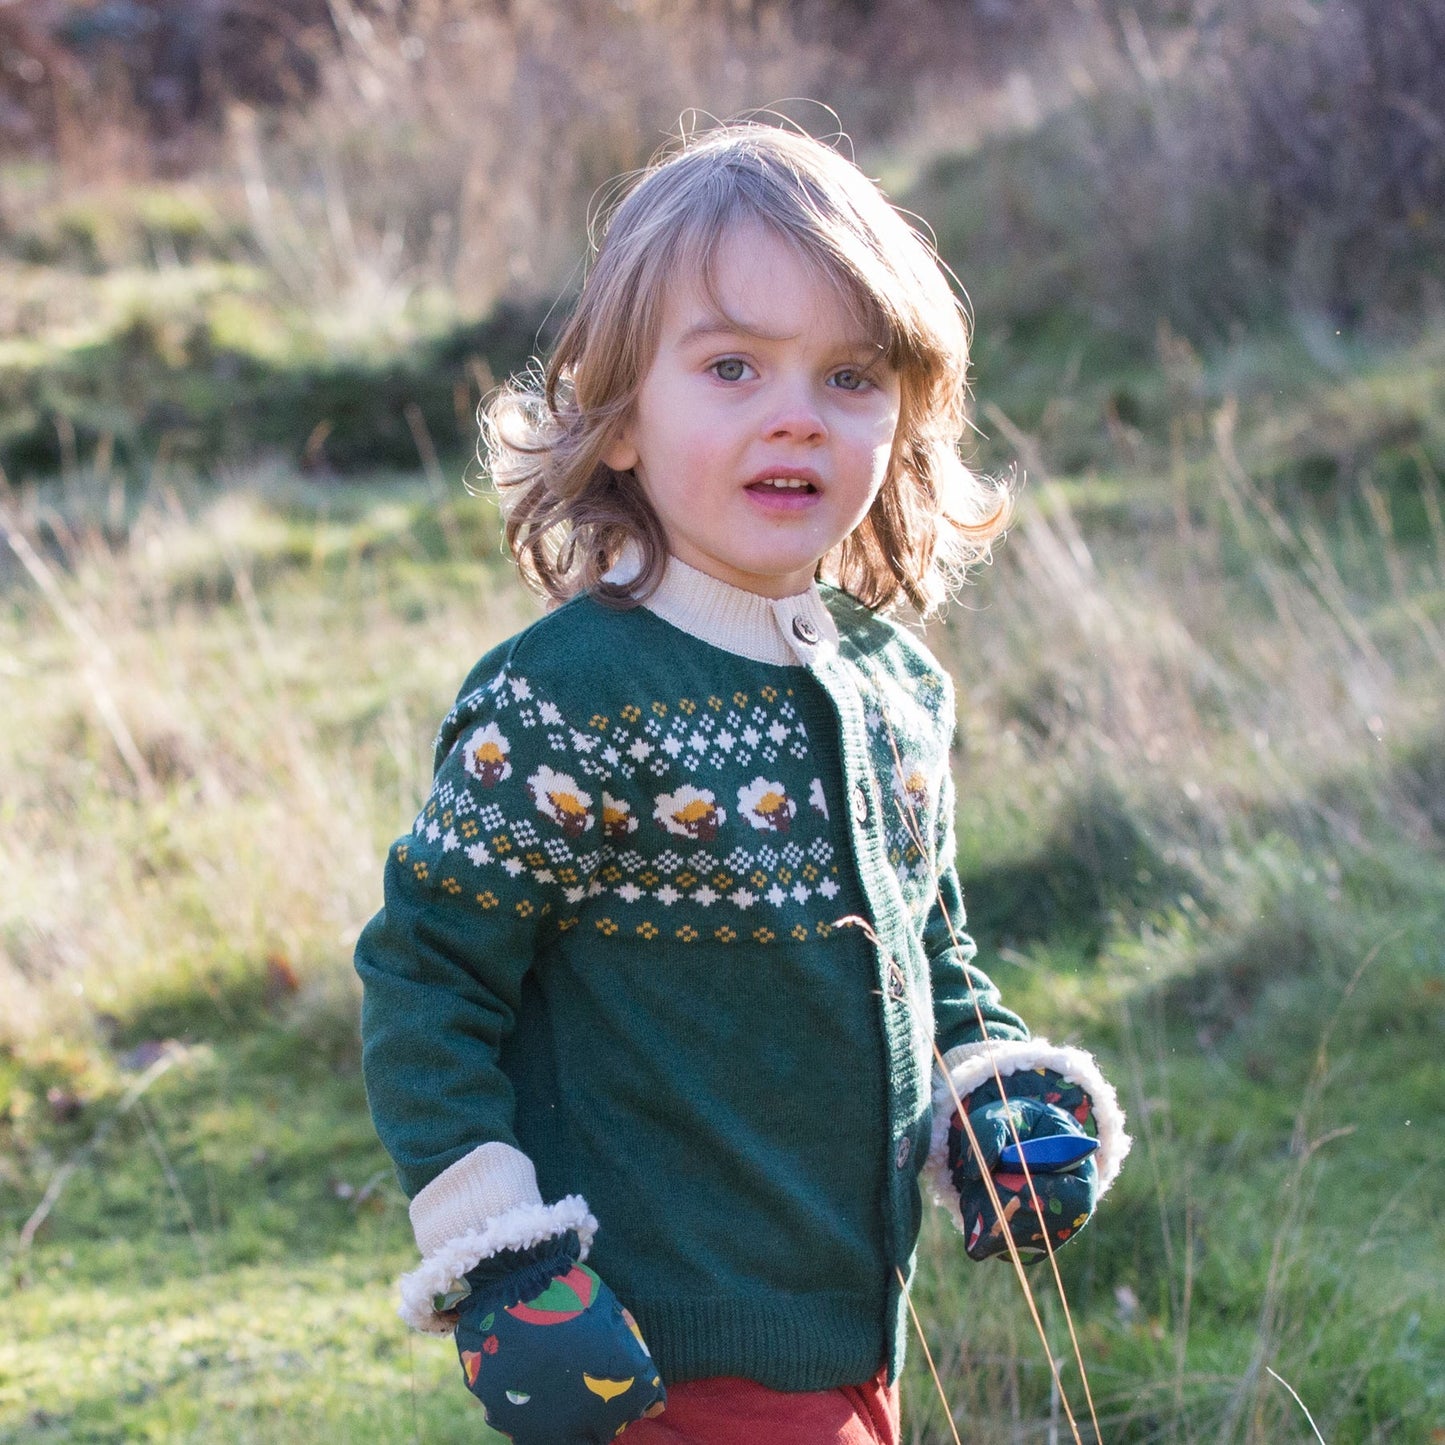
{"left": 606, "top": 546, "right": 840, "bottom": 666}
{"left": 631, "top": 1291, "right": 885, "bottom": 1393}
{"left": 925, "top": 1038, "right": 1133, "bottom": 1221}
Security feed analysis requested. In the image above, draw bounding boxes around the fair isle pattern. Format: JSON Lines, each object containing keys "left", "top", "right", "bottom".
{"left": 360, "top": 585, "right": 1081, "bottom": 1390}
{"left": 401, "top": 658, "right": 953, "bottom": 940}
{"left": 848, "top": 647, "right": 956, "bottom": 919}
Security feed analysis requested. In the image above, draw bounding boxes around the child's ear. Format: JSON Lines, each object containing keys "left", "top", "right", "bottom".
{"left": 603, "top": 423, "right": 639, "bottom": 474}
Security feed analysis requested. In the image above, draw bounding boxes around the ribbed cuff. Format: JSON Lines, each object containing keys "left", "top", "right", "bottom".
{"left": 409, "top": 1141, "right": 544, "bottom": 1255}
{"left": 398, "top": 1143, "right": 597, "bottom": 1334}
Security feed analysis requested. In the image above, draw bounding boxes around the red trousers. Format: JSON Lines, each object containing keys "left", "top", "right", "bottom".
{"left": 622, "top": 1369, "right": 900, "bottom": 1445}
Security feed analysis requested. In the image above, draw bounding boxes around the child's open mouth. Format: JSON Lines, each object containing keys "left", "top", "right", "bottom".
{"left": 747, "top": 477, "right": 816, "bottom": 492}
{"left": 746, "top": 476, "right": 819, "bottom": 507}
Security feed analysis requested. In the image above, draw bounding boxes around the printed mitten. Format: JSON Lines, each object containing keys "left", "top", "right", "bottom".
{"left": 947, "top": 1067, "right": 1100, "bottom": 1262}
{"left": 449, "top": 1231, "right": 665, "bottom": 1442}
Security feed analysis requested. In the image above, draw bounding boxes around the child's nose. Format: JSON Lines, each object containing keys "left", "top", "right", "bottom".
{"left": 763, "top": 384, "right": 827, "bottom": 443}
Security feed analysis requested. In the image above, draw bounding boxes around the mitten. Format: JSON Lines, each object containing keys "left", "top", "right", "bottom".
{"left": 447, "top": 1231, "right": 665, "bottom": 1442}
{"left": 947, "top": 1067, "right": 1099, "bottom": 1262}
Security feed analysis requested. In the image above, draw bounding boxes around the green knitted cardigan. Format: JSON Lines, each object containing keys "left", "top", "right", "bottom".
{"left": 355, "top": 556, "right": 1129, "bottom": 1391}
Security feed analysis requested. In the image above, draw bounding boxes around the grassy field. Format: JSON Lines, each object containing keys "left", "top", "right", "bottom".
{"left": 3, "top": 12, "right": 1445, "bottom": 1431}
{"left": 3, "top": 309, "right": 1443, "bottom": 1442}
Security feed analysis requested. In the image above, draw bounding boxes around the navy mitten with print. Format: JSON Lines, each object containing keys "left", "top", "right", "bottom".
{"left": 947, "top": 1068, "right": 1100, "bottom": 1262}
{"left": 449, "top": 1231, "right": 665, "bottom": 1442}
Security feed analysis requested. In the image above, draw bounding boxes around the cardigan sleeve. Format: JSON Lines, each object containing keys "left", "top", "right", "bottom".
{"left": 922, "top": 761, "right": 1132, "bottom": 1211}
{"left": 355, "top": 653, "right": 607, "bottom": 1329}
{"left": 923, "top": 762, "right": 1030, "bottom": 1056}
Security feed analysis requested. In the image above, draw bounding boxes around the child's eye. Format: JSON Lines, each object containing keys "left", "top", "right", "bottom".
{"left": 710, "top": 357, "right": 754, "bottom": 382}
{"left": 829, "top": 367, "right": 874, "bottom": 392}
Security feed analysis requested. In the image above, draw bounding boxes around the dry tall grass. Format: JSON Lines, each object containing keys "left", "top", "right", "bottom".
{"left": 4, "top": 379, "right": 1439, "bottom": 1051}
{"left": 3, "top": 387, "right": 1441, "bottom": 1438}
{"left": 4, "top": 7, "right": 1441, "bottom": 1441}
{"left": 961, "top": 405, "right": 1445, "bottom": 870}
{"left": 0, "top": 462, "right": 528, "bottom": 1047}
{"left": 226, "top": 0, "right": 844, "bottom": 342}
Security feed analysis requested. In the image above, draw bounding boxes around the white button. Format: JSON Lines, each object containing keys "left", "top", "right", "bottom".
{"left": 852, "top": 783, "right": 869, "bottom": 825}
{"left": 792, "top": 616, "right": 819, "bottom": 645}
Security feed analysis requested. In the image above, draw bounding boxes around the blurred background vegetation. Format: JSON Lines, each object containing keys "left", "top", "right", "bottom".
{"left": 1, "top": 1, "right": 1442, "bottom": 1441}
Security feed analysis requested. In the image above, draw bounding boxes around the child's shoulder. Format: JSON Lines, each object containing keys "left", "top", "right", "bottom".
{"left": 444, "top": 593, "right": 655, "bottom": 720}
{"left": 821, "top": 586, "right": 954, "bottom": 694}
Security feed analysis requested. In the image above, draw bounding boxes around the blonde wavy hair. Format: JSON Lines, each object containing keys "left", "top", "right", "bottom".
{"left": 483, "top": 121, "right": 1011, "bottom": 616}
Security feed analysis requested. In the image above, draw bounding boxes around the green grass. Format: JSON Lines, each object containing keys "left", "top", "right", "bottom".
{"left": 3, "top": 160, "right": 1445, "bottom": 1443}
{"left": 4, "top": 15, "right": 1444, "bottom": 1440}
{"left": 0, "top": 1031, "right": 487, "bottom": 1444}
{"left": 4, "top": 383, "right": 1442, "bottom": 1444}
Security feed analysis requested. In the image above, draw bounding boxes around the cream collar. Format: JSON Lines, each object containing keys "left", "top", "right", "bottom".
{"left": 604, "top": 549, "right": 839, "bottom": 667}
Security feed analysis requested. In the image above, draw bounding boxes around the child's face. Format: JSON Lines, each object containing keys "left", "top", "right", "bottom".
{"left": 604, "top": 223, "right": 902, "bottom": 599}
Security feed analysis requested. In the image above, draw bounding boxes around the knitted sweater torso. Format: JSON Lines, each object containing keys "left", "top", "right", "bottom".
{"left": 356, "top": 566, "right": 1028, "bottom": 1389}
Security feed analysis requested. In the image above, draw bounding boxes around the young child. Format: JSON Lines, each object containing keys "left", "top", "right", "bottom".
{"left": 355, "top": 123, "right": 1130, "bottom": 1445}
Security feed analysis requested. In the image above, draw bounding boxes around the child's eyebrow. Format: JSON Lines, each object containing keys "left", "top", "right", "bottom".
{"left": 675, "top": 313, "right": 882, "bottom": 353}
{"left": 675, "top": 315, "right": 794, "bottom": 347}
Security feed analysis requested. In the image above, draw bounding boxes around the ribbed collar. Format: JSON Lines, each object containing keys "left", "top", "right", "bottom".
{"left": 604, "top": 549, "right": 839, "bottom": 667}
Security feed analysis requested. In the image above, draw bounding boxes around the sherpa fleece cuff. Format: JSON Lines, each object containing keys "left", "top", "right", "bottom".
{"left": 399, "top": 1142, "right": 597, "bottom": 1333}
{"left": 924, "top": 1038, "right": 1132, "bottom": 1222}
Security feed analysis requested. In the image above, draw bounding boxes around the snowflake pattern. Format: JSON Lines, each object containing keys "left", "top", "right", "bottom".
{"left": 409, "top": 658, "right": 953, "bottom": 938}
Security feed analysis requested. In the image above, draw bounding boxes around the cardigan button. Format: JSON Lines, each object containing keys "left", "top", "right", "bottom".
{"left": 895, "top": 1136, "right": 912, "bottom": 1169}
{"left": 791, "top": 616, "right": 819, "bottom": 645}
{"left": 886, "top": 960, "right": 907, "bottom": 1003}
{"left": 852, "top": 783, "right": 869, "bottom": 825}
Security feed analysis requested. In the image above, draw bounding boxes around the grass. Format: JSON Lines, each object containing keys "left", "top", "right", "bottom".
{"left": 3, "top": 309, "right": 1443, "bottom": 1442}
{"left": 2, "top": 13, "right": 1442, "bottom": 1441}
{"left": 4, "top": 44, "right": 1445, "bottom": 1429}
{"left": 0, "top": 252, "right": 551, "bottom": 479}
{"left": 1, "top": 1032, "right": 470, "bottom": 1444}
